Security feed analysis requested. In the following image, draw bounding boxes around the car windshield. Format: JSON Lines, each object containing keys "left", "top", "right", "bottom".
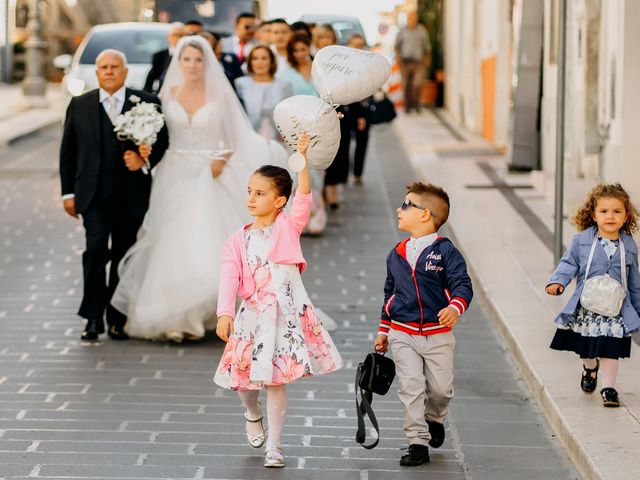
{"left": 79, "top": 29, "right": 168, "bottom": 65}
{"left": 301, "top": 17, "right": 367, "bottom": 45}
{"left": 332, "top": 21, "right": 365, "bottom": 44}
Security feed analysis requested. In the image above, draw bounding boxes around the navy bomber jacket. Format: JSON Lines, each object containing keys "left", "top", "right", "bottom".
{"left": 378, "top": 236, "right": 473, "bottom": 336}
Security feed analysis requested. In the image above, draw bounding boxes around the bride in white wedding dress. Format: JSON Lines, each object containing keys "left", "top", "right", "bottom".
{"left": 111, "top": 36, "right": 287, "bottom": 342}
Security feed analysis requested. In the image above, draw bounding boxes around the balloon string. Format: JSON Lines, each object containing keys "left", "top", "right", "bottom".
{"left": 306, "top": 97, "right": 340, "bottom": 136}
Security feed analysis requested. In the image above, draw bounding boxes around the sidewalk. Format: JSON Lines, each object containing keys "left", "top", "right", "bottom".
{"left": 392, "top": 109, "right": 640, "bottom": 480}
{"left": 0, "top": 83, "right": 67, "bottom": 147}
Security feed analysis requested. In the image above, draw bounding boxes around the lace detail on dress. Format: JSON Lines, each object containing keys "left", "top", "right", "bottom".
{"left": 164, "top": 100, "right": 230, "bottom": 153}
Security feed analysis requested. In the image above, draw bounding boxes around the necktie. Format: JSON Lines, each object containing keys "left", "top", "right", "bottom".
{"left": 107, "top": 96, "right": 119, "bottom": 124}
{"left": 238, "top": 41, "right": 246, "bottom": 62}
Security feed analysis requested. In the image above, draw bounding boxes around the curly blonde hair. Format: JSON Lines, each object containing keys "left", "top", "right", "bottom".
{"left": 572, "top": 183, "right": 638, "bottom": 233}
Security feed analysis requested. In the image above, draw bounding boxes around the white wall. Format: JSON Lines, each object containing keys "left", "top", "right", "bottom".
{"left": 443, "top": 0, "right": 510, "bottom": 145}
{"left": 540, "top": 0, "right": 557, "bottom": 182}
{"left": 444, "top": 0, "right": 462, "bottom": 122}
{"left": 619, "top": 0, "right": 640, "bottom": 203}
{"left": 599, "top": 0, "right": 624, "bottom": 184}
{"left": 494, "top": 0, "right": 511, "bottom": 147}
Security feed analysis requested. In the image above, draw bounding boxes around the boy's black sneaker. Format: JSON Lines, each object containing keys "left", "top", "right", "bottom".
{"left": 426, "top": 420, "right": 445, "bottom": 448}
{"left": 600, "top": 387, "right": 620, "bottom": 407}
{"left": 399, "top": 444, "right": 430, "bottom": 466}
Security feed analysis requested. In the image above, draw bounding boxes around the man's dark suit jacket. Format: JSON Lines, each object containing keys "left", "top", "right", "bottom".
{"left": 59, "top": 88, "right": 169, "bottom": 215}
{"left": 144, "top": 49, "right": 172, "bottom": 94}
{"left": 220, "top": 52, "right": 244, "bottom": 88}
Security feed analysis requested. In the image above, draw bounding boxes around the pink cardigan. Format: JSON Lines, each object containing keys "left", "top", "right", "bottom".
{"left": 217, "top": 191, "right": 312, "bottom": 318}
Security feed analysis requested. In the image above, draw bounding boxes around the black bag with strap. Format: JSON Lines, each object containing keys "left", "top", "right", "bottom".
{"left": 367, "top": 92, "right": 397, "bottom": 125}
{"left": 355, "top": 352, "right": 396, "bottom": 449}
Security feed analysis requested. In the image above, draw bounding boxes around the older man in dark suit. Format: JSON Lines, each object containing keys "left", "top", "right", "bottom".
{"left": 60, "top": 49, "right": 169, "bottom": 341}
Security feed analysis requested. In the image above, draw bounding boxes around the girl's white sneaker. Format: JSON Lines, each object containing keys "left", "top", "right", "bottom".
{"left": 264, "top": 447, "right": 285, "bottom": 468}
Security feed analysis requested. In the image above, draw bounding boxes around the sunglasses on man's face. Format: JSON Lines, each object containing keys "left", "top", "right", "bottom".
{"left": 400, "top": 198, "right": 437, "bottom": 216}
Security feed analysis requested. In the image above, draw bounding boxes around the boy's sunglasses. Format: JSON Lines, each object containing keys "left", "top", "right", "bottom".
{"left": 400, "top": 198, "right": 437, "bottom": 216}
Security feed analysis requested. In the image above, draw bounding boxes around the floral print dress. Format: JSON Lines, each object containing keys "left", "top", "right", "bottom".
{"left": 214, "top": 226, "right": 343, "bottom": 390}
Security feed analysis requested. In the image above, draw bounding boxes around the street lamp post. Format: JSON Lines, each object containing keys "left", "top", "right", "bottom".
{"left": 22, "top": 0, "right": 48, "bottom": 107}
{"left": 0, "top": 0, "right": 10, "bottom": 83}
{"left": 554, "top": 0, "right": 567, "bottom": 264}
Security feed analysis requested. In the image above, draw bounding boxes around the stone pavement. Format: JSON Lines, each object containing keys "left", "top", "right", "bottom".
{"left": 0, "top": 84, "right": 66, "bottom": 147}
{"left": 392, "top": 109, "right": 640, "bottom": 480}
{"left": 0, "top": 124, "right": 578, "bottom": 479}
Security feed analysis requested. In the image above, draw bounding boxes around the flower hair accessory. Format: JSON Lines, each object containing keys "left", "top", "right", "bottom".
{"left": 113, "top": 96, "right": 165, "bottom": 146}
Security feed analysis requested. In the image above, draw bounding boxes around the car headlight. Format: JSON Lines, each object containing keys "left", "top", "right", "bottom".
{"left": 67, "top": 77, "right": 86, "bottom": 96}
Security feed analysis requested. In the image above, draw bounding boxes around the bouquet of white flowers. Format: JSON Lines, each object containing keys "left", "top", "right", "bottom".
{"left": 113, "top": 95, "right": 165, "bottom": 146}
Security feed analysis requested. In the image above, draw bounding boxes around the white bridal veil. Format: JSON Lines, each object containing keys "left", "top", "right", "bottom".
{"left": 110, "top": 36, "right": 287, "bottom": 340}
{"left": 159, "top": 35, "right": 287, "bottom": 168}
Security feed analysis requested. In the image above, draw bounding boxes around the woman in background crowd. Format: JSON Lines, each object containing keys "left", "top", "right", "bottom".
{"left": 281, "top": 34, "right": 326, "bottom": 234}
{"left": 314, "top": 23, "right": 338, "bottom": 51}
{"left": 346, "top": 34, "right": 371, "bottom": 186}
{"left": 281, "top": 34, "right": 318, "bottom": 96}
{"left": 235, "top": 45, "right": 292, "bottom": 140}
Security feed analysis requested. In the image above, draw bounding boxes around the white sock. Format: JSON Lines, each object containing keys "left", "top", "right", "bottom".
{"left": 582, "top": 358, "right": 598, "bottom": 377}
{"left": 599, "top": 358, "right": 619, "bottom": 389}
{"left": 265, "top": 385, "right": 288, "bottom": 451}
{"left": 238, "top": 390, "right": 263, "bottom": 439}
{"left": 238, "top": 390, "right": 261, "bottom": 419}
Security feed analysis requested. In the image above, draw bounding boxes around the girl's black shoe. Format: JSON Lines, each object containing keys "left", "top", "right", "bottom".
{"left": 580, "top": 359, "right": 599, "bottom": 393}
{"left": 600, "top": 387, "right": 620, "bottom": 408}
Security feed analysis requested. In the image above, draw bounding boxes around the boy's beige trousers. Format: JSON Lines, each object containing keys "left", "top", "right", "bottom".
{"left": 388, "top": 329, "right": 455, "bottom": 446}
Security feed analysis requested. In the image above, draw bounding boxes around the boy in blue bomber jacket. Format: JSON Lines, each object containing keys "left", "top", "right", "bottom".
{"left": 374, "top": 182, "right": 473, "bottom": 466}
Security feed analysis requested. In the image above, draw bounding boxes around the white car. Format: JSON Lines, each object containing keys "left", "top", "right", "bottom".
{"left": 54, "top": 22, "right": 171, "bottom": 96}
{"left": 298, "top": 15, "right": 367, "bottom": 45}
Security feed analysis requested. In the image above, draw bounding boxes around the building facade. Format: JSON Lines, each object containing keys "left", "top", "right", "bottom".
{"left": 443, "top": 0, "right": 640, "bottom": 211}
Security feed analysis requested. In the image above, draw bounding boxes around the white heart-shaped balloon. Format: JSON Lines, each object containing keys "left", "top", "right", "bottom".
{"left": 273, "top": 95, "right": 341, "bottom": 170}
{"left": 312, "top": 45, "right": 391, "bottom": 105}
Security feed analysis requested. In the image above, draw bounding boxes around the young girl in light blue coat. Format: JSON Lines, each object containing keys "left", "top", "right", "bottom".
{"left": 546, "top": 183, "right": 640, "bottom": 407}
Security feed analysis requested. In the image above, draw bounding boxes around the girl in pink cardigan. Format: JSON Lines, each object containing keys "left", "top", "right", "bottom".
{"left": 214, "top": 133, "right": 343, "bottom": 468}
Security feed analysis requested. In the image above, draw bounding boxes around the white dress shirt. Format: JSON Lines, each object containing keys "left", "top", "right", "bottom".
{"left": 99, "top": 86, "right": 126, "bottom": 120}
{"left": 406, "top": 232, "right": 438, "bottom": 269}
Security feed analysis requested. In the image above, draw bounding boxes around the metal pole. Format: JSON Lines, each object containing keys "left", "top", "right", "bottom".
{"left": 554, "top": 0, "right": 567, "bottom": 263}
{"left": 22, "top": 0, "right": 47, "bottom": 107}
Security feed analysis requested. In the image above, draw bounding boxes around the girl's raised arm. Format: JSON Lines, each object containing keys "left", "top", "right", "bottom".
{"left": 296, "top": 132, "right": 311, "bottom": 195}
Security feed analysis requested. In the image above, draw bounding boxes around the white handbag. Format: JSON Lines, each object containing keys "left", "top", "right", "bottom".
{"left": 580, "top": 236, "right": 626, "bottom": 317}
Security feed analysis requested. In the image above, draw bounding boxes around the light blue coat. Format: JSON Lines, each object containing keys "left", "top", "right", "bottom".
{"left": 280, "top": 67, "right": 319, "bottom": 97}
{"left": 548, "top": 226, "right": 640, "bottom": 332}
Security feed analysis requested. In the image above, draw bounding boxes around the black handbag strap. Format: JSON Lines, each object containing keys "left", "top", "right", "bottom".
{"left": 355, "top": 363, "right": 380, "bottom": 449}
